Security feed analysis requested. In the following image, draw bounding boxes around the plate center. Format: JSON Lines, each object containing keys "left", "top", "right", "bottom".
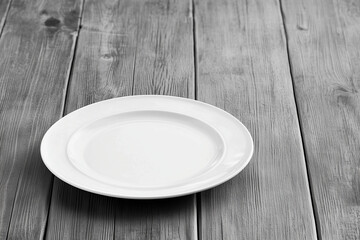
{"left": 67, "top": 111, "right": 225, "bottom": 188}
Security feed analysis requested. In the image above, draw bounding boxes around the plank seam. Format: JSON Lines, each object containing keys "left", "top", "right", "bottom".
{"left": 5, "top": 171, "right": 22, "bottom": 240}
{"left": 195, "top": 193, "right": 201, "bottom": 240}
{"left": 192, "top": 0, "right": 201, "bottom": 240}
{"left": 278, "top": 0, "right": 321, "bottom": 239}
{"left": 60, "top": 4, "right": 86, "bottom": 116}
{"left": 113, "top": 203, "right": 116, "bottom": 240}
{"left": 2, "top": 1, "right": 17, "bottom": 238}
{"left": 131, "top": 16, "right": 140, "bottom": 95}
{"left": 42, "top": 0, "right": 86, "bottom": 239}
{"left": 192, "top": 0, "right": 198, "bottom": 100}
{"left": 41, "top": 176, "right": 55, "bottom": 240}
{"left": 0, "top": 0, "right": 13, "bottom": 39}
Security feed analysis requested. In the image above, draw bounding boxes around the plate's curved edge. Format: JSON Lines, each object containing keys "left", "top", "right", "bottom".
{"left": 40, "top": 95, "right": 254, "bottom": 199}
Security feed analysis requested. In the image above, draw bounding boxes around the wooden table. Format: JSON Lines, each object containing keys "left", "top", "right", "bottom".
{"left": 1, "top": 0, "right": 359, "bottom": 239}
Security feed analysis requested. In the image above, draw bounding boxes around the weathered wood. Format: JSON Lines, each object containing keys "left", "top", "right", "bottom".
{"left": 115, "top": 197, "right": 196, "bottom": 240}
{"left": 46, "top": 181, "right": 115, "bottom": 240}
{"left": 0, "top": 0, "right": 82, "bottom": 239}
{"left": 45, "top": 22, "right": 127, "bottom": 240}
{"left": 194, "top": 0, "right": 317, "bottom": 239}
{"left": 46, "top": 0, "right": 196, "bottom": 239}
{"left": 80, "top": 0, "right": 193, "bottom": 97}
{"left": 281, "top": 0, "right": 360, "bottom": 238}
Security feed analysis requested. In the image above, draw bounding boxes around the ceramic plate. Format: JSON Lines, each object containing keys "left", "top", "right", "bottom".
{"left": 41, "top": 95, "right": 253, "bottom": 199}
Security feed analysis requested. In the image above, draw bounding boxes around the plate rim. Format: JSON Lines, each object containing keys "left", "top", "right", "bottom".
{"left": 40, "top": 95, "right": 254, "bottom": 199}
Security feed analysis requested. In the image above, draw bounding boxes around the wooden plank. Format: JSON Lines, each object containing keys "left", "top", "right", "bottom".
{"left": 280, "top": 0, "right": 360, "bottom": 238}
{"left": 194, "top": 0, "right": 317, "bottom": 239}
{"left": 46, "top": 26, "right": 133, "bottom": 240}
{"left": 0, "top": 0, "right": 82, "bottom": 239}
{"left": 115, "top": 197, "right": 196, "bottom": 239}
{"left": 46, "top": 0, "right": 196, "bottom": 239}
{"left": 46, "top": 182, "right": 115, "bottom": 240}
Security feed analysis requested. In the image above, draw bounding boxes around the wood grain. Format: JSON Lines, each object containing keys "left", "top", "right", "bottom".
{"left": 46, "top": 181, "right": 115, "bottom": 240}
{"left": 281, "top": 0, "right": 360, "bottom": 238}
{"left": 0, "top": 0, "right": 82, "bottom": 239}
{"left": 45, "top": 0, "right": 196, "bottom": 239}
{"left": 194, "top": 0, "right": 317, "bottom": 239}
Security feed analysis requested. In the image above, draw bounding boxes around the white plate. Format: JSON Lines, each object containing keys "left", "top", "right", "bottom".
{"left": 41, "top": 95, "right": 253, "bottom": 199}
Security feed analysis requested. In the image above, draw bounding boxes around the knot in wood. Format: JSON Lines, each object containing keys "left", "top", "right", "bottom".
{"left": 44, "top": 17, "right": 61, "bottom": 27}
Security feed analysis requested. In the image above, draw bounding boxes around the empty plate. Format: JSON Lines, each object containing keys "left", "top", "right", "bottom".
{"left": 41, "top": 95, "right": 253, "bottom": 199}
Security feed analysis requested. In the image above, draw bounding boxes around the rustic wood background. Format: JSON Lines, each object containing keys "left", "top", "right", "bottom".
{"left": 0, "top": 0, "right": 359, "bottom": 239}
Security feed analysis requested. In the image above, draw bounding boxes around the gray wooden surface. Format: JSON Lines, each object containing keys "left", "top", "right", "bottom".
{"left": 46, "top": 0, "right": 196, "bottom": 239}
{"left": 0, "top": 0, "right": 81, "bottom": 239}
{"left": 281, "top": 0, "right": 360, "bottom": 239}
{"left": 195, "top": 0, "right": 316, "bottom": 239}
{"left": 0, "top": 0, "right": 359, "bottom": 239}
